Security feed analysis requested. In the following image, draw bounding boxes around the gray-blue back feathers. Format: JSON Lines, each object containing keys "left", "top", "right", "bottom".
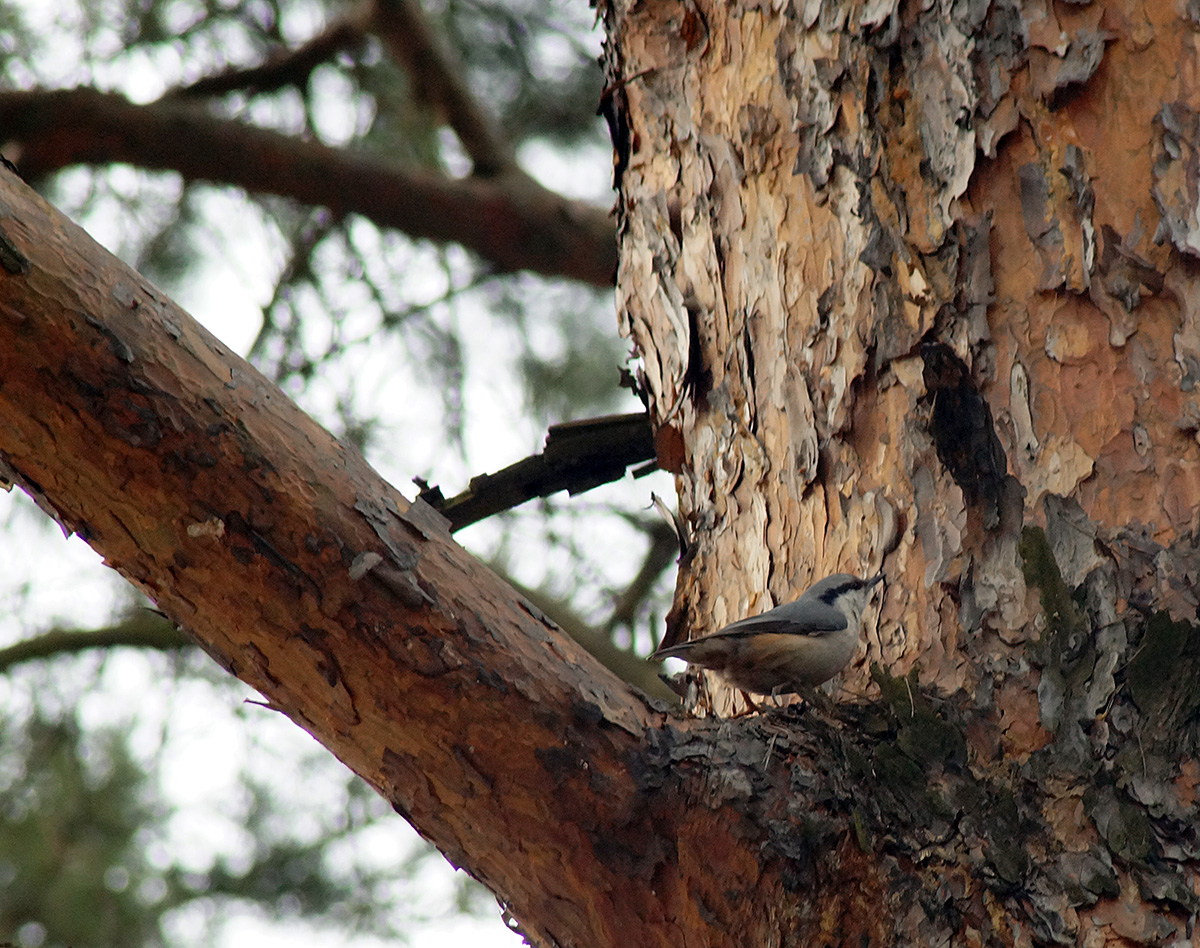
{"left": 651, "top": 572, "right": 883, "bottom": 695}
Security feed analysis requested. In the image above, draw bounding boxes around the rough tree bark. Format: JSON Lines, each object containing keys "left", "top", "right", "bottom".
{"left": 607, "top": 0, "right": 1200, "bottom": 942}
{"left": 3, "top": 0, "right": 1200, "bottom": 946}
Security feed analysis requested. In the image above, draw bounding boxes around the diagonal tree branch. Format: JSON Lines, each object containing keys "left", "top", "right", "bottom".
{"left": 371, "top": 0, "right": 516, "bottom": 176}
{"left": 0, "top": 88, "right": 615, "bottom": 286}
{"left": 0, "top": 165, "right": 695, "bottom": 948}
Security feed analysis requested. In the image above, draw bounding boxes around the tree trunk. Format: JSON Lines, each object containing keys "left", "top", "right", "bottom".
{"left": 605, "top": 0, "right": 1200, "bottom": 941}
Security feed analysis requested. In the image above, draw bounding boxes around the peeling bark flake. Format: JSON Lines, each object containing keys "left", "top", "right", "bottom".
{"left": 1153, "top": 102, "right": 1200, "bottom": 260}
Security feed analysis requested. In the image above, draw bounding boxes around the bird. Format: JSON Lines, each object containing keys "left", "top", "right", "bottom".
{"left": 650, "top": 572, "right": 884, "bottom": 697}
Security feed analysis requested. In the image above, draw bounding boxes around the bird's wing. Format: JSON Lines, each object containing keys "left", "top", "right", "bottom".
{"left": 716, "top": 607, "right": 846, "bottom": 636}
{"left": 650, "top": 604, "right": 846, "bottom": 661}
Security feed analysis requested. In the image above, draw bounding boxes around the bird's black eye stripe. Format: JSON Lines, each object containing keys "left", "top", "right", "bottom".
{"left": 817, "top": 579, "right": 863, "bottom": 604}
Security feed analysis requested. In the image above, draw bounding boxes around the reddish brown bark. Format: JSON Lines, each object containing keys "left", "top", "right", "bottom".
{"left": 605, "top": 0, "right": 1200, "bottom": 941}
{"left": 0, "top": 162, "right": 634, "bottom": 944}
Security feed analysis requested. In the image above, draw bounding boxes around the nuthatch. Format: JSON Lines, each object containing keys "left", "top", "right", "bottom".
{"left": 651, "top": 573, "right": 883, "bottom": 696}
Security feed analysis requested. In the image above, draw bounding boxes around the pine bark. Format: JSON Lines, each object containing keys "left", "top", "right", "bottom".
{"left": 606, "top": 0, "right": 1200, "bottom": 942}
